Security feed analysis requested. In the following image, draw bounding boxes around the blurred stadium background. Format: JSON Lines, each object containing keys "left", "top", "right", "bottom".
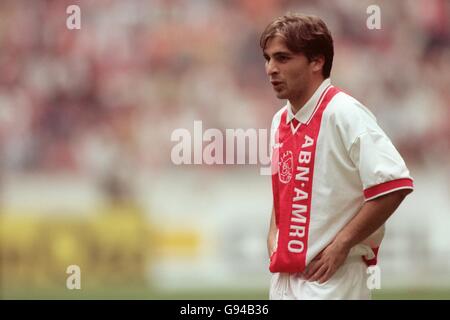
{"left": 0, "top": 0, "right": 449, "bottom": 299}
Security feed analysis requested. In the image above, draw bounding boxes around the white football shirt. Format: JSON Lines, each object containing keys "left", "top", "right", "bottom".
{"left": 270, "top": 78, "right": 414, "bottom": 266}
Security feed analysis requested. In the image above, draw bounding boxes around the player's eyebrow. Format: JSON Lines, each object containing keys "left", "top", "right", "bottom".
{"left": 273, "top": 52, "right": 292, "bottom": 58}
{"left": 263, "top": 51, "right": 293, "bottom": 59}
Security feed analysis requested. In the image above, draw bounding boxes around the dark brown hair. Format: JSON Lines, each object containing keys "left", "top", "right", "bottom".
{"left": 260, "top": 13, "right": 334, "bottom": 78}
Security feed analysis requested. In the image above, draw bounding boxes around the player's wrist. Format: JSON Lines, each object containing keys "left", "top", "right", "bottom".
{"left": 333, "top": 233, "right": 353, "bottom": 253}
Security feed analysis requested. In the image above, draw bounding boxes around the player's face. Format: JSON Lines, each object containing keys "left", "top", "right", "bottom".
{"left": 263, "top": 36, "right": 314, "bottom": 103}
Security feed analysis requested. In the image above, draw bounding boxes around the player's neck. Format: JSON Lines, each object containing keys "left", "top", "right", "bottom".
{"left": 289, "top": 77, "right": 324, "bottom": 114}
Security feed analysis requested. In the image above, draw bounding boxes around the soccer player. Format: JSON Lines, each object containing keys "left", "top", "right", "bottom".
{"left": 261, "top": 14, "right": 414, "bottom": 299}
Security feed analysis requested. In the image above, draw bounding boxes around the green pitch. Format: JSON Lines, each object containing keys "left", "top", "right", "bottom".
{"left": 2, "top": 287, "right": 450, "bottom": 300}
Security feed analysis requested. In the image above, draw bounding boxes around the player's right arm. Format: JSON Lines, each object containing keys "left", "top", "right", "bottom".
{"left": 267, "top": 206, "right": 277, "bottom": 258}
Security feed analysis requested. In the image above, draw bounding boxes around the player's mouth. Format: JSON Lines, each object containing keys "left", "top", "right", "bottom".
{"left": 271, "top": 80, "right": 284, "bottom": 90}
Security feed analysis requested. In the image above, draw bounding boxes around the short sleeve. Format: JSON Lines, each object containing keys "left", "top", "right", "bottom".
{"left": 349, "top": 130, "right": 414, "bottom": 201}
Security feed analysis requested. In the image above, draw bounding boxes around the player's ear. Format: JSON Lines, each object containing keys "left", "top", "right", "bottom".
{"left": 311, "top": 55, "right": 325, "bottom": 73}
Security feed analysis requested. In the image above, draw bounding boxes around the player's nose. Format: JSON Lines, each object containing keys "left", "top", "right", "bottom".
{"left": 266, "top": 59, "right": 279, "bottom": 76}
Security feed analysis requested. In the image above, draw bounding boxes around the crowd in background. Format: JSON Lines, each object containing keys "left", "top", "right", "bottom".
{"left": 0, "top": 0, "right": 449, "bottom": 177}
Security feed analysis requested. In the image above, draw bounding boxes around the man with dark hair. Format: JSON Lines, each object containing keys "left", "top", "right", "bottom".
{"left": 262, "top": 13, "right": 413, "bottom": 299}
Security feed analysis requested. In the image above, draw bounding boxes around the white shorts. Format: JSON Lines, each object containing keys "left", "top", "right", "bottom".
{"left": 269, "top": 256, "right": 371, "bottom": 300}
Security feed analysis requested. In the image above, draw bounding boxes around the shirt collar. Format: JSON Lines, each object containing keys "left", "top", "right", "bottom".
{"left": 287, "top": 78, "right": 331, "bottom": 125}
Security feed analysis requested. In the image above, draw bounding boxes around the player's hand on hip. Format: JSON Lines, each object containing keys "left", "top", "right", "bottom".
{"left": 303, "top": 240, "right": 350, "bottom": 284}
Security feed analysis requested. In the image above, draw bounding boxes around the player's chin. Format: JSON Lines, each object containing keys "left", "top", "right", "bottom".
{"left": 274, "top": 89, "right": 288, "bottom": 99}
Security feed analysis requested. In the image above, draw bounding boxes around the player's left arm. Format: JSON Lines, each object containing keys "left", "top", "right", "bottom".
{"left": 303, "top": 188, "right": 411, "bottom": 283}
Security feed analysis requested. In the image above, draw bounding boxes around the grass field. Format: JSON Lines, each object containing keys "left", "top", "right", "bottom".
{"left": 2, "top": 287, "right": 450, "bottom": 300}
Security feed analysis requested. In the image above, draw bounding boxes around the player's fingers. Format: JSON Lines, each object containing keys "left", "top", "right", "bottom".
{"left": 318, "top": 267, "right": 336, "bottom": 284}
{"left": 303, "top": 263, "right": 314, "bottom": 278}
{"left": 304, "top": 260, "right": 322, "bottom": 279}
{"left": 308, "top": 264, "right": 328, "bottom": 282}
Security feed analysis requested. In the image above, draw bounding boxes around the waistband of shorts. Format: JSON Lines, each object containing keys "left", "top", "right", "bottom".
{"left": 344, "top": 255, "right": 364, "bottom": 265}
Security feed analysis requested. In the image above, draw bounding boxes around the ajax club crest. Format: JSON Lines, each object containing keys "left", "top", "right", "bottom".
{"left": 278, "top": 150, "right": 293, "bottom": 184}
